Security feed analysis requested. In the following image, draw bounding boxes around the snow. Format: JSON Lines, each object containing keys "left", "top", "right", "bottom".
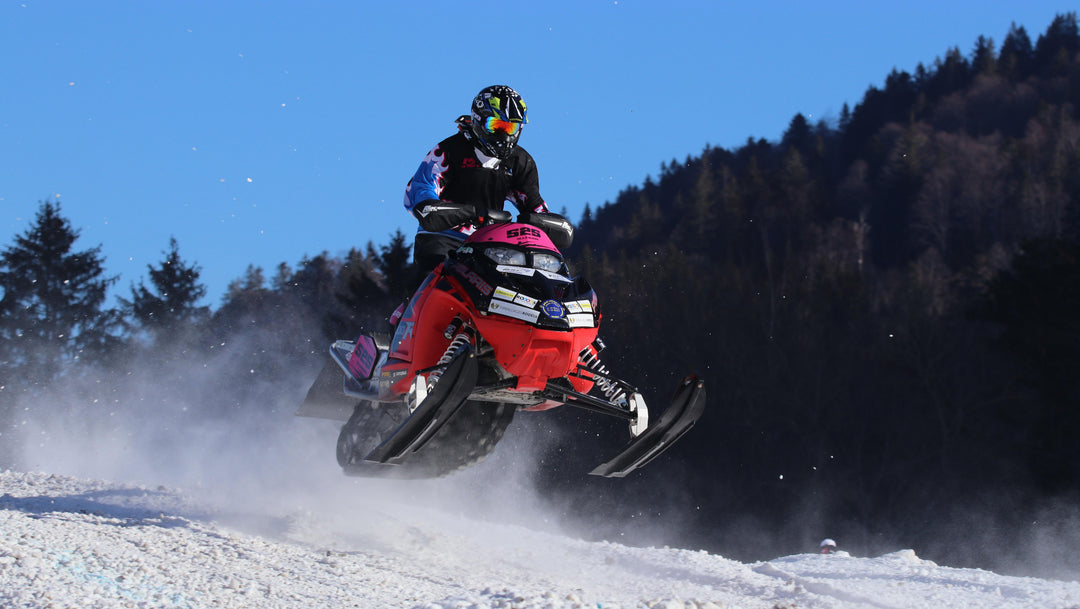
{"left": 3, "top": 370, "right": 1079, "bottom": 609}
{"left": 3, "top": 469, "right": 1080, "bottom": 609}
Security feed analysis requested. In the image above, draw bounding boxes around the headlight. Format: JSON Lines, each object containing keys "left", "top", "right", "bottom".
{"left": 532, "top": 253, "right": 563, "bottom": 273}
{"left": 485, "top": 247, "right": 527, "bottom": 266}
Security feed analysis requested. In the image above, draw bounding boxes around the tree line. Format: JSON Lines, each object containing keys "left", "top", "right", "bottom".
{"left": 0, "top": 201, "right": 416, "bottom": 463}
{"left": 2, "top": 13, "right": 1079, "bottom": 577}
{"left": 551, "top": 13, "right": 1080, "bottom": 574}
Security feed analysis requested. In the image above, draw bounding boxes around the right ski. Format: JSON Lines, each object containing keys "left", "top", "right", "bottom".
{"left": 589, "top": 375, "right": 705, "bottom": 478}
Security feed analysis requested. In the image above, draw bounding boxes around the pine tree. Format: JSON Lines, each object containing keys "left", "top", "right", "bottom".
{"left": 125, "top": 237, "right": 209, "bottom": 339}
{"left": 928, "top": 47, "right": 971, "bottom": 101}
{"left": 285, "top": 253, "right": 345, "bottom": 340}
{"left": 781, "top": 113, "right": 813, "bottom": 156}
{"left": 335, "top": 246, "right": 390, "bottom": 331}
{"left": 972, "top": 35, "right": 997, "bottom": 77}
{"left": 998, "top": 23, "right": 1034, "bottom": 81}
{"left": 377, "top": 229, "right": 415, "bottom": 300}
{"left": 0, "top": 201, "right": 120, "bottom": 389}
{"left": 1034, "top": 12, "right": 1080, "bottom": 77}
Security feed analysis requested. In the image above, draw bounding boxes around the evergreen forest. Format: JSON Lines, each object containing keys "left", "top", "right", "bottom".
{"left": 3, "top": 13, "right": 1080, "bottom": 577}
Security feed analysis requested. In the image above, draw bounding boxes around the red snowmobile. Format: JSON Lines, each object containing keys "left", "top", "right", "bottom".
{"left": 298, "top": 212, "right": 704, "bottom": 478}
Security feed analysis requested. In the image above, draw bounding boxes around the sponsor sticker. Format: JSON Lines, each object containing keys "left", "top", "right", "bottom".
{"left": 489, "top": 299, "right": 540, "bottom": 323}
{"left": 568, "top": 313, "right": 595, "bottom": 328}
{"left": 496, "top": 265, "right": 536, "bottom": 277}
{"left": 537, "top": 269, "right": 572, "bottom": 282}
{"left": 513, "top": 293, "right": 539, "bottom": 308}
{"left": 541, "top": 300, "right": 565, "bottom": 319}
{"left": 493, "top": 286, "right": 516, "bottom": 301}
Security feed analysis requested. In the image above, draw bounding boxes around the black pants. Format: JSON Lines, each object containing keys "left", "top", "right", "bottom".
{"left": 412, "top": 233, "right": 465, "bottom": 286}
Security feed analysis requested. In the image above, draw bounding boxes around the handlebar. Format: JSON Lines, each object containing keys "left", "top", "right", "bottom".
{"left": 478, "top": 209, "right": 514, "bottom": 225}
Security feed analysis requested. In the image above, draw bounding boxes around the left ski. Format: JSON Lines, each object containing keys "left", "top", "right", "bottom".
{"left": 362, "top": 346, "right": 478, "bottom": 464}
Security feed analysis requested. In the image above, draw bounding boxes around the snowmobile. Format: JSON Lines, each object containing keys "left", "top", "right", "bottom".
{"left": 297, "top": 211, "right": 704, "bottom": 478}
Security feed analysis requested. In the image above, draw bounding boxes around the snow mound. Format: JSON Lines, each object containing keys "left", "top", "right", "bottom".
{"left": 3, "top": 470, "right": 1080, "bottom": 609}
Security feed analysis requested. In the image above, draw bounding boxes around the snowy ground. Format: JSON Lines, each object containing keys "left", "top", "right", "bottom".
{"left": 4, "top": 379, "right": 1080, "bottom": 609}
{"left": 3, "top": 468, "right": 1080, "bottom": 609}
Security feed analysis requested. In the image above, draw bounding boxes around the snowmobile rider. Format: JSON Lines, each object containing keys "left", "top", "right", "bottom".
{"left": 388, "top": 86, "right": 622, "bottom": 411}
{"left": 403, "top": 85, "right": 572, "bottom": 278}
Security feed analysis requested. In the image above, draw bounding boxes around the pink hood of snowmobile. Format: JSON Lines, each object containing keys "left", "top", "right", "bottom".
{"left": 466, "top": 223, "right": 560, "bottom": 253}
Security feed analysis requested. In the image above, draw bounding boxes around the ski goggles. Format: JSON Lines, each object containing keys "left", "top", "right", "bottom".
{"left": 483, "top": 116, "right": 522, "bottom": 136}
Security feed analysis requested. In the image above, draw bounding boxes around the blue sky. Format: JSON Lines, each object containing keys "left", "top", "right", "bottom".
{"left": 2, "top": 1, "right": 1074, "bottom": 307}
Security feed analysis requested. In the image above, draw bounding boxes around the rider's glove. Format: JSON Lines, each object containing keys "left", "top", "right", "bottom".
{"left": 520, "top": 212, "right": 575, "bottom": 250}
{"left": 413, "top": 200, "right": 478, "bottom": 232}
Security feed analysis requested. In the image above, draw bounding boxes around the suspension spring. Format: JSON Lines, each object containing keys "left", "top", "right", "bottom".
{"left": 427, "top": 331, "right": 472, "bottom": 386}
{"left": 578, "top": 345, "right": 628, "bottom": 405}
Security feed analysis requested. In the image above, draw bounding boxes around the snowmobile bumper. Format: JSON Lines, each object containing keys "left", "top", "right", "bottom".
{"left": 588, "top": 375, "right": 705, "bottom": 478}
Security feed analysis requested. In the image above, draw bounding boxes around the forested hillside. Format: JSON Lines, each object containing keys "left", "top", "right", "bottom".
{"left": 553, "top": 12, "right": 1080, "bottom": 569}
{"left": 2, "top": 13, "right": 1079, "bottom": 575}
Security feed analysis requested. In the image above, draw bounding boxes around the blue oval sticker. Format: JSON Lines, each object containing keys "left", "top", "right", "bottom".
{"left": 541, "top": 299, "right": 565, "bottom": 319}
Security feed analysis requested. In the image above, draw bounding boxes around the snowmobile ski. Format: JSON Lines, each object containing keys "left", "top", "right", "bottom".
{"left": 362, "top": 345, "right": 479, "bottom": 464}
{"left": 588, "top": 375, "right": 706, "bottom": 478}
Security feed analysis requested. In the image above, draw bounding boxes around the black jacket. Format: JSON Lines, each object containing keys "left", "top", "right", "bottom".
{"left": 403, "top": 130, "right": 548, "bottom": 239}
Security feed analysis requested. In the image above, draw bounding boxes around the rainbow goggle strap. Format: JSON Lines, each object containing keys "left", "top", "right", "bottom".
{"left": 483, "top": 116, "right": 523, "bottom": 136}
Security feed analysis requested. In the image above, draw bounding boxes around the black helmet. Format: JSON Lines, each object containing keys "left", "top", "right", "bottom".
{"left": 468, "top": 85, "right": 527, "bottom": 159}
